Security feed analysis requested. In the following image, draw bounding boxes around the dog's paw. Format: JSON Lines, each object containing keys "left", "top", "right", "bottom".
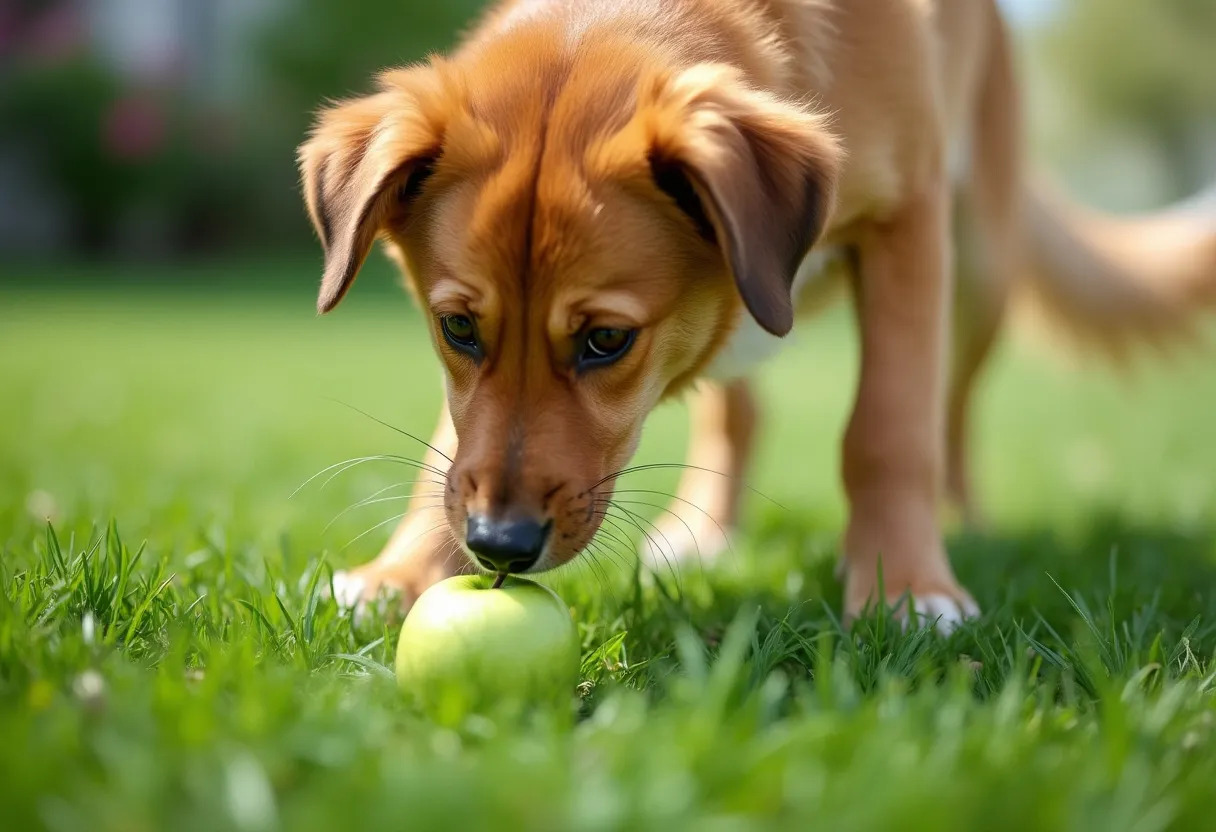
{"left": 842, "top": 561, "right": 980, "bottom": 635}
{"left": 326, "top": 522, "right": 467, "bottom": 618}
{"left": 638, "top": 504, "right": 734, "bottom": 574}
{"left": 329, "top": 569, "right": 392, "bottom": 610}
{"left": 326, "top": 563, "right": 425, "bottom": 622}
{"left": 905, "top": 592, "right": 981, "bottom": 635}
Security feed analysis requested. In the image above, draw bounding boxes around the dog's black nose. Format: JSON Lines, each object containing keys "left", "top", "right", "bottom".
{"left": 465, "top": 515, "right": 549, "bottom": 573}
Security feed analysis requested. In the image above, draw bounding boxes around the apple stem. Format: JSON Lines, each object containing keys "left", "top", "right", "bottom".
{"left": 492, "top": 572, "right": 507, "bottom": 589}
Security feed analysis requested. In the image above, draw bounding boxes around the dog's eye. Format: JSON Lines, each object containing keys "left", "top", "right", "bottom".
{"left": 580, "top": 328, "right": 635, "bottom": 369}
{"left": 398, "top": 160, "right": 436, "bottom": 205}
{"left": 440, "top": 314, "right": 480, "bottom": 357}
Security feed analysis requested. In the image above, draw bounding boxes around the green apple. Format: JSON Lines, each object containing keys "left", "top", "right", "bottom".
{"left": 395, "top": 574, "right": 580, "bottom": 721}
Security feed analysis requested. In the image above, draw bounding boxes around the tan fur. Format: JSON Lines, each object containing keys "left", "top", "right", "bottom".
{"left": 300, "top": 0, "right": 1216, "bottom": 621}
{"left": 1019, "top": 178, "right": 1216, "bottom": 361}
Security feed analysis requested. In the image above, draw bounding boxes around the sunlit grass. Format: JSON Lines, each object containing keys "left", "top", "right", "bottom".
{"left": 2, "top": 258, "right": 1216, "bottom": 830}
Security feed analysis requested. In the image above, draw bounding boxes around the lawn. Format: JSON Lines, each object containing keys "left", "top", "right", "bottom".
{"left": 2, "top": 256, "right": 1216, "bottom": 831}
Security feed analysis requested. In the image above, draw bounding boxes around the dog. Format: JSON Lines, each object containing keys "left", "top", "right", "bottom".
{"left": 298, "top": 0, "right": 1216, "bottom": 629}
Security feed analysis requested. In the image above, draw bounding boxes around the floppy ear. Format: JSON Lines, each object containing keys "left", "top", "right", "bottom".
{"left": 297, "top": 67, "right": 448, "bottom": 313}
{"left": 630, "top": 65, "right": 842, "bottom": 335}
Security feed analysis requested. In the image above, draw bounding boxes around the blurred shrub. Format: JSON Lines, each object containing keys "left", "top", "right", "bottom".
{"left": 0, "top": 0, "right": 486, "bottom": 258}
{"left": 240, "top": 0, "right": 486, "bottom": 248}
{"left": 5, "top": 0, "right": 1213, "bottom": 258}
{"left": 0, "top": 57, "right": 134, "bottom": 249}
{"left": 258, "top": 0, "right": 485, "bottom": 127}
{"left": 1039, "top": 0, "right": 1216, "bottom": 197}
{"left": 0, "top": 57, "right": 255, "bottom": 252}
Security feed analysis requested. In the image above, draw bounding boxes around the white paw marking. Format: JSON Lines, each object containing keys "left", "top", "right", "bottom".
{"left": 910, "top": 594, "right": 981, "bottom": 635}
{"left": 329, "top": 571, "right": 406, "bottom": 624}
{"left": 640, "top": 524, "right": 734, "bottom": 574}
{"left": 329, "top": 571, "right": 366, "bottom": 611}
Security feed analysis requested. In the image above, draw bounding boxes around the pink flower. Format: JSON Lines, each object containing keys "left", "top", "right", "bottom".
{"left": 0, "top": 7, "right": 17, "bottom": 56}
{"left": 103, "top": 95, "right": 167, "bottom": 161}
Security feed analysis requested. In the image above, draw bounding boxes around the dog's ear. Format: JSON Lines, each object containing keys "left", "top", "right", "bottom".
{"left": 623, "top": 65, "right": 842, "bottom": 336}
{"left": 298, "top": 66, "right": 448, "bottom": 313}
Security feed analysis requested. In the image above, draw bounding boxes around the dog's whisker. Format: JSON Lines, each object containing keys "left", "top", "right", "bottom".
{"left": 598, "top": 507, "right": 683, "bottom": 591}
{"left": 360, "top": 480, "right": 439, "bottom": 504}
{"left": 586, "top": 545, "right": 633, "bottom": 607}
{"left": 608, "top": 498, "right": 709, "bottom": 568}
{"left": 430, "top": 537, "right": 456, "bottom": 569}
{"left": 439, "top": 539, "right": 466, "bottom": 573}
{"left": 594, "top": 512, "right": 637, "bottom": 551}
{"left": 586, "top": 521, "right": 636, "bottom": 560}
{"left": 583, "top": 520, "right": 642, "bottom": 564}
{"left": 410, "top": 520, "right": 459, "bottom": 551}
{"left": 325, "top": 399, "right": 455, "bottom": 465}
{"left": 324, "top": 485, "right": 447, "bottom": 533}
{"left": 293, "top": 454, "right": 449, "bottom": 499}
{"left": 342, "top": 512, "right": 408, "bottom": 551}
{"left": 586, "top": 463, "right": 785, "bottom": 510}
{"left": 583, "top": 536, "right": 633, "bottom": 593}
{"left": 360, "top": 455, "right": 448, "bottom": 480}
{"left": 606, "top": 496, "right": 733, "bottom": 569}
{"left": 592, "top": 511, "right": 645, "bottom": 557}
{"left": 577, "top": 543, "right": 616, "bottom": 598}
{"left": 370, "top": 498, "right": 447, "bottom": 513}
{"left": 341, "top": 510, "right": 447, "bottom": 552}
{"left": 596, "top": 511, "right": 685, "bottom": 594}
{"left": 609, "top": 488, "right": 736, "bottom": 544}
{"left": 610, "top": 503, "right": 685, "bottom": 589}
{"left": 330, "top": 455, "right": 447, "bottom": 489}
{"left": 584, "top": 535, "right": 631, "bottom": 573}
{"left": 293, "top": 455, "right": 410, "bottom": 498}
{"left": 413, "top": 536, "right": 466, "bottom": 587}
{"left": 599, "top": 503, "right": 672, "bottom": 554}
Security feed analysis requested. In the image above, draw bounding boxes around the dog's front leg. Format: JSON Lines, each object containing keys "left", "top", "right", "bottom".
{"left": 645, "top": 378, "right": 757, "bottom": 570}
{"left": 331, "top": 401, "right": 469, "bottom": 610}
{"left": 841, "top": 186, "right": 978, "bottom": 629}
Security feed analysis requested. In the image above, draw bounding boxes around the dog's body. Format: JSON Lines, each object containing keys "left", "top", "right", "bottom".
{"left": 301, "top": 0, "right": 1216, "bottom": 627}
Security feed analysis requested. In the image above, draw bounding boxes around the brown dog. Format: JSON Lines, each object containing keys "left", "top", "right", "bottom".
{"left": 299, "top": 0, "right": 1216, "bottom": 628}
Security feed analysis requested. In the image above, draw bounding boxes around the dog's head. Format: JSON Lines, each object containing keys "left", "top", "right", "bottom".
{"left": 299, "top": 39, "right": 840, "bottom": 574}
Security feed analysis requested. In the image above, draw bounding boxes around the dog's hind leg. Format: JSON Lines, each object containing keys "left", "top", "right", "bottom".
{"left": 946, "top": 202, "right": 1011, "bottom": 529}
{"left": 945, "top": 5, "right": 1021, "bottom": 529}
{"left": 330, "top": 402, "right": 469, "bottom": 612}
{"left": 642, "top": 378, "right": 758, "bottom": 571}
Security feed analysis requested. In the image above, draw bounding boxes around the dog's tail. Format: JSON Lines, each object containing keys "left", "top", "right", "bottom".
{"left": 1017, "top": 176, "right": 1216, "bottom": 361}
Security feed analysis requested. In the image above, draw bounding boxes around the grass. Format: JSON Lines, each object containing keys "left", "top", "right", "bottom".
{"left": 2, "top": 256, "right": 1216, "bottom": 831}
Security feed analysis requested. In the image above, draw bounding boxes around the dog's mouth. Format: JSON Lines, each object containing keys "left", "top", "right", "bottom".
{"left": 474, "top": 556, "right": 538, "bottom": 574}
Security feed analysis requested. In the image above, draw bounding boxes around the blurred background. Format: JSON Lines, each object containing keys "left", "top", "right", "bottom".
{"left": 0, "top": 0, "right": 1213, "bottom": 260}
{"left": 0, "top": 0, "right": 486, "bottom": 257}
{"left": 1, "top": 0, "right": 1215, "bottom": 557}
